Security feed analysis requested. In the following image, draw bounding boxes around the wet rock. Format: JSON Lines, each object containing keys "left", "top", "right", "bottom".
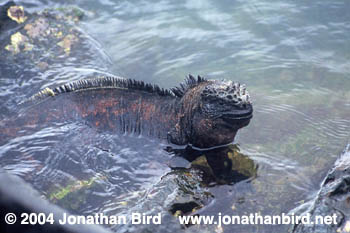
{"left": 107, "top": 145, "right": 257, "bottom": 232}
{"left": 0, "top": 1, "right": 111, "bottom": 80}
{"left": 292, "top": 144, "right": 350, "bottom": 233}
{"left": 7, "top": 5, "right": 26, "bottom": 24}
{"left": 0, "top": 169, "right": 112, "bottom": 233}
{"left": 0, "top": 1, "right": 111, "bottom": 113}
{"left": 4, "top": 31, "right": 33, "bottom": 54}
{"left": 2, "top": 4, "right": 82, "bottom": 56}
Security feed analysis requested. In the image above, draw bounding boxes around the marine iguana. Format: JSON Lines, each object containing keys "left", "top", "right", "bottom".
{"left": 0, "top": 75, "right": 253, "bottom": 148}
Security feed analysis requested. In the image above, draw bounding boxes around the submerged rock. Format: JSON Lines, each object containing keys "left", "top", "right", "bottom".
{"left": 1, "top": 2, "right": 85, "bottom": 57}
{"left": 0, "top": 169, "right": 112, "bottom": 233}
{"left": 114, "top": 145, "right": 258, "bottom": 232}
{"left": 0, "top": 1, "right": 112, "bottom": 114}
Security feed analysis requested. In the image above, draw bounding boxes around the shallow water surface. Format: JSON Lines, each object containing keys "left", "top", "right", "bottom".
{"left": 1, "top": 0, "right": 350, "bottom": 232}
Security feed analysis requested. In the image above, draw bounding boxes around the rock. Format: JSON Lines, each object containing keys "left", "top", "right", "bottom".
{"left": 0, "top": 169, "right": 112, "bottom": 233}
{"left": 292, "top": 144, "right": 350, "bottom": 233}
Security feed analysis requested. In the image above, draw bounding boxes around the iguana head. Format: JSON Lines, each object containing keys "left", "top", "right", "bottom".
{"left": 170, "top": 75, "right": 253, "bottom": 148}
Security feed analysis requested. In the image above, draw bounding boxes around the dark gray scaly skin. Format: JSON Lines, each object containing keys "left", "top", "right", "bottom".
{"left": 0, "top": 75, "right": 253, "bottom": 148}
{"left": 292, "top": 144, "right": 350, "bottom": 233}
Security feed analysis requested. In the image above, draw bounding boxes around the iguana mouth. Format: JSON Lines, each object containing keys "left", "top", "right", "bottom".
{"left": 222, "top": 105, "right": 253, "bottom": 124}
